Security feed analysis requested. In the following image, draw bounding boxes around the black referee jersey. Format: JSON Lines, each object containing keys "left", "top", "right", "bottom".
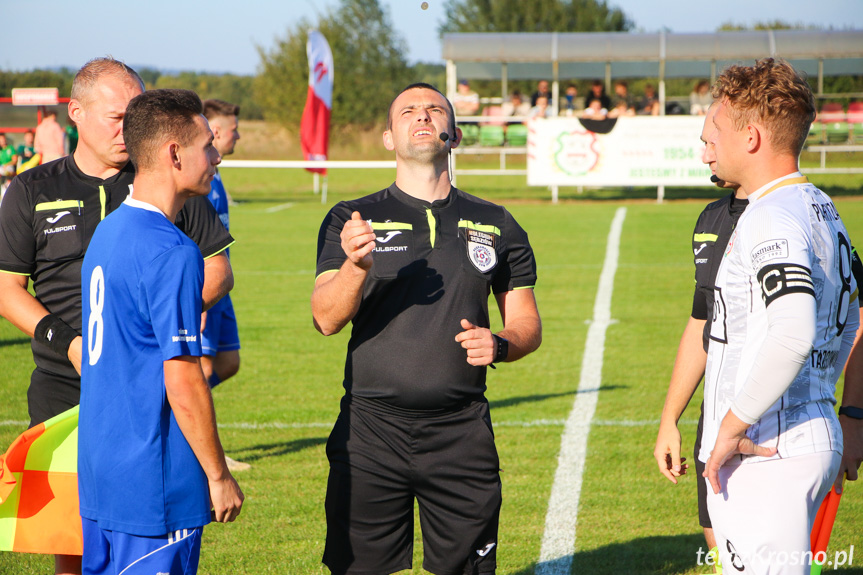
{"left": 0, "top": 155, "right": 233, "bottom": 380}
{"left": 316, "top": 184, "right": 537, "bottom": 412}
{"left": 690, "top": 192, "right": 747, "bottom": 352}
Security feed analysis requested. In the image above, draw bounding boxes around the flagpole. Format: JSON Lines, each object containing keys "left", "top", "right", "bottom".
{"left": 313, "top": 172, "right": 320, "bottom": 194}
{"left": 322, "top": 176, "right": 328, "bottom": 205}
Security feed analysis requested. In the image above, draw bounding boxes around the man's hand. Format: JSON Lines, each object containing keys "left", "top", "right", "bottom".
{"left": 209, "top": 473, "right": 244, "bottom": 523}
{"left": 455, "top": 319, "right": 495, "bottom": 366}
{"left": 704, "top": 410, "right": 777, "bottom": 494}
{"left": 654, "top": 421, "right": 688, "bottom": 484}
{"left": 836, "top": 415, "right": 863, "bottom": 492}
{"left": 341, "top": 211, "right": 375, "bottom": 270}
{"left": 68, "top": 336, "right": 83, "bottom": 375}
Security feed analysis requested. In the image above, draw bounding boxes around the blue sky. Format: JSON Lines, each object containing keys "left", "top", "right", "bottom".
{"left": 3, "top": 0, "right": 861, "bottom": 75}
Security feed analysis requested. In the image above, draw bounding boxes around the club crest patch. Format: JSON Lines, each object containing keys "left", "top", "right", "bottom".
{"left": 466, "top": 228, "right": 497, "bottom": 273}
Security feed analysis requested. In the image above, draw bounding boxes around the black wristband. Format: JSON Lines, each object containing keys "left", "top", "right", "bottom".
{"left": 839, "top": 406, "right": 863, "bottom": 420}
{"left": 492, "top": 334, "right": 509, "bottom": 364}
{"left": 33, "top": 314, "right": 79, "bottom": 358}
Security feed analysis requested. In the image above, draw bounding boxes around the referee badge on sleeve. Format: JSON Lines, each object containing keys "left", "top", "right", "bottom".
{"left": 466, "top": 228, "right": 497, "bottom": 273}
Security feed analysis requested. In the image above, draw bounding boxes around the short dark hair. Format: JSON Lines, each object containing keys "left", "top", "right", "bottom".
{"left": 387, "top": 82, "right": 456, "bottom": 134}
{"left": 123, "top": 89, "right": 203, "bottom": 171}
{"left": 202, "top": 99, "right": 240, "bottom": 120}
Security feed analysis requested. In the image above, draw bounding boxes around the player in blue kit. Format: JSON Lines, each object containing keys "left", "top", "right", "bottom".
{"left": 200, "top": 99, "right": 249, "bottom": 472}
{"left": 80, "top": 89, "right": 243, "bottom": 575}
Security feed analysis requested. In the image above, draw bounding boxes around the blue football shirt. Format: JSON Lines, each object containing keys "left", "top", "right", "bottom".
{"left": 79, "top": 197, "right": 210, "bottom": 536}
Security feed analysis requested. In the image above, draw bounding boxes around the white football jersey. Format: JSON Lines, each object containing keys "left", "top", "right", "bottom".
{"left": 700, "top": 173, "right": 856, "bottom": 463}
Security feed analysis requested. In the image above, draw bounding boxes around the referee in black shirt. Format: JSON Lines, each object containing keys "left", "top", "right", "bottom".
{"left": 312, "top": 83, "right": 542, "bottom": 575}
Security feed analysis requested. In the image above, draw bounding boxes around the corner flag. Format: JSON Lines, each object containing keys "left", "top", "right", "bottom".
{"left": 0, "top": 406, "right": 82, "bottom": 555}
{"left": 300, "top": 30, "right": 334, "bottom": 175}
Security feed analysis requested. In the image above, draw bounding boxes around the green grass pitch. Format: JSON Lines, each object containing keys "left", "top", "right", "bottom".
{"left": 2, "top": 163, "right": 862, "bottom": 574}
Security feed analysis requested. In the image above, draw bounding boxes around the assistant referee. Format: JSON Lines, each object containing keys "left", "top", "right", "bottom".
{"left": 312, "top": 83, "right": 542, "bottom": 575}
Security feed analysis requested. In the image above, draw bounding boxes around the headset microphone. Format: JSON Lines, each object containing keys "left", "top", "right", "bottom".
{"left": 710, "top": 175, "right": 720, "bottom": 183}
{"left": 439, "top": 132, "right": 450, "bottom": 142}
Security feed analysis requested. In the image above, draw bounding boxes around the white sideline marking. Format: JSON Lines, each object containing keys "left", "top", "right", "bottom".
{"left": 0, "top": 418, "right": 699, "bottom": 430}
{"left": 265, "top": 202, "right": 295, "bottom": 213}
{"left": 535, "top": 207, "right": 627, "bottom": 575}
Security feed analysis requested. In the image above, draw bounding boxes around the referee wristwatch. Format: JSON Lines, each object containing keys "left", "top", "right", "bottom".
{"left": 839, "top": 406, "right": 863, "bottom": 420}
{"left": 492, "top": 334, "right": 509, "bottom": 364}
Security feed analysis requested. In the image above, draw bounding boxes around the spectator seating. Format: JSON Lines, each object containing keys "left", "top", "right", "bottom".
{"left": 820, "top": 102, "right": 849, "bottom": 144}
{"left": 848, "top": 102, "right": 863, "bottom": 143}
{"left": 459, "top": 124, "right": 479, "bottom": 146}
{"left": 479, "top": 125, "right": 505, "bottom": 147}
{"left": 506, "top": 124, "right": 528, "bottom": 146}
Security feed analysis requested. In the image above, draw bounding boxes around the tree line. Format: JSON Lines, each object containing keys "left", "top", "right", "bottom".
{"left": 2, "top": 1, "right": 859, "bottom": 132}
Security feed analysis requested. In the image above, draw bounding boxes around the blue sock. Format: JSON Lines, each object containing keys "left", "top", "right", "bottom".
{"left": 208, "top": 373, "right": 222, "bottom": 389}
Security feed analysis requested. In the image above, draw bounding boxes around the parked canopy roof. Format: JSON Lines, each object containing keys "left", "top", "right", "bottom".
{"left": 442, "top": 30, "right": 863, "bottom": 80}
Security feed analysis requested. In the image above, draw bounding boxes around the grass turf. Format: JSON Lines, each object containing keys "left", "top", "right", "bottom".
{"left": 1, "top": 169, "right": 862, "bottom": 574}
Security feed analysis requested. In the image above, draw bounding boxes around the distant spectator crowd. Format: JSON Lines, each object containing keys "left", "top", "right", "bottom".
{"left": 447, "top": 78, "right": 863, "bottom": 147}
{"left": 0, "top": 107, "right": 78, "bottom": 197}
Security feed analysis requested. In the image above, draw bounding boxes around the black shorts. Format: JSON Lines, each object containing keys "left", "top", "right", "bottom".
{"left": 28, "top": 368, "right": 80, "bottom": 428}
{"left": 694, "top": 404, "right": 711, "bottom": 529}
{"left": 323, "top": 397, "right": 501, "bottom": 575}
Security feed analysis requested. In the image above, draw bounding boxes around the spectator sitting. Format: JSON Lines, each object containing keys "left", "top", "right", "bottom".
{"left": 689, "top": 80, "right": 713, "bottom": 115}
{"left": 452, "top": 79, "right": 480, "bottom": 122}
{"left": 16, "top": 130, "right": 36, "bottom": 164}
{"left": 34, "top": 107, "right": 66, "bottom": 164}
{"left": 638, "top": 84, "right": 660, "bottom": 116}
{"left": 560, "top": 84, "right": 584, "bottom": 116}
{"left": 581, "top": 98, "right": 608, "bottom": 120}
{"left": 608, "top": 80, "right": 636, "bottom": 118}
{"left": 531, "top": 80, "right": 552, "bottom": 107}
{"left": 501, "top": 90, "right": 531, "bottom": 123}
{"left": 0, "top": 133, "right": 18, "bottom": 197}
{"left": 528, "top": 96, "right": 553, "bottom": 119}
{"left": 584, "top": 80, "right": 611, "bottom": 113}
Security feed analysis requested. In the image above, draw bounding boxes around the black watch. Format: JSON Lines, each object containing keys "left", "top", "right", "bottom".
{"left": 838, "top": 406, "right": 863, "bottom": 420}
{"left": 492, "top": 335, "right": 509, "bottom": 364}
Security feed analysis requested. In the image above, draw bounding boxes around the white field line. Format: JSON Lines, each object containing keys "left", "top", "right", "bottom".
{"left": 535, "top": 206, "right": 627, "bottom": 575}
{"left": 264, "top": 202, "right": 295, "bottom": 213}
{"left": 0, "top": 418, "right": 700, "bottom": 430}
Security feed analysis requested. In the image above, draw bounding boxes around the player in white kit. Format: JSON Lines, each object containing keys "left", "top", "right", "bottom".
{"left": 700, "top": 58, "right": 860, "bottom": 574}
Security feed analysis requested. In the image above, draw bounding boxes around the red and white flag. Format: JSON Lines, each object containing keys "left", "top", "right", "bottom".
{"left": 300, "top": 30, "right": 334, "bottom": 175}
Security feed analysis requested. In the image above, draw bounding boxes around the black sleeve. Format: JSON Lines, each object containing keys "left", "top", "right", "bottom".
{"left": 174, "top": 195, "right": 234, "bottom": 259}
{"left": 315, "top": 202, "right": 351, "bottom": 278}
{"left": 491, "top": 207, "right": 537, "bottom": 294}
{"left": 852, "top": 245, "right": 863, "bottom": 305}
{"left": 0, "top": 177, "right": 37, "bottom": 275}
{"left": 690, "top": 211, "right": 709, "bottom": 320}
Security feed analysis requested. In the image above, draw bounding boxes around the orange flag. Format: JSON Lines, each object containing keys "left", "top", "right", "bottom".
{"left": 0, "top": 406, "right": 81, "bottom": 555}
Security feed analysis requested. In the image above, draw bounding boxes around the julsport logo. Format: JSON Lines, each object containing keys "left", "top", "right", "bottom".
{"left": 696, "top": 545, "right": 855, "bottom": 570}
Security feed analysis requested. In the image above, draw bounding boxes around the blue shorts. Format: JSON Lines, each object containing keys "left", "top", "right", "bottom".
{"left": 82, "top": 517, "right": 203, "bottom": 575}
{"left": 201, "top": 294, "right": 240, "bottom": 356}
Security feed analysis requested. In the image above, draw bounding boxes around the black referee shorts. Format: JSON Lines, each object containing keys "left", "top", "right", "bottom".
{"left": 323, "top": 397, "right": 501, "bottom": 575}
{"left": 694, "top": 404, "right": 711, "bottom": 530}
{"left": 27, "top": 368, "right": 80, "bottom": 428}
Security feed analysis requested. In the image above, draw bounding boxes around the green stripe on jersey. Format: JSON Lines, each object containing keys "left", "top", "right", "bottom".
{"left": 371, "top": 222, "right": 413, "bottom": 231}
{"left": 693, "top": 233, "right": 718, "bottom": 242}
{"left": 35, "top": 200, "right": 83, "bottom": 211}
{"left": 459, "top": 220, "right": 501, "bottom": 236}
{"left": 426, "top": 209, "right": 436, "bottom": 248}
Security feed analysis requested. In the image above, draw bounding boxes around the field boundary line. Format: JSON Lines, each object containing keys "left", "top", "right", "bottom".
{"left": 535, "top": 206, "right": 626, "bottom": 575}
{"left": 0, "top": 417, "right": 701, "bottom": 430}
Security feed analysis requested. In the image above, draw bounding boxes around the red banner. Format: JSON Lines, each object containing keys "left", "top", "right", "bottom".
{"left": 300, "top": 31, "right": 333, "bottom": 175}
